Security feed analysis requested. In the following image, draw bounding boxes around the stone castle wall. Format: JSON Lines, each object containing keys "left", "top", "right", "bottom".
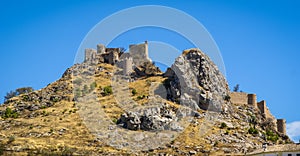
{"left": 118, "top": 57, "right": 133, "bottom": 75}
{"left": 84, "top": 48, "right": 97, "bottom": 64}
{"left": 248, "top": 94, "right": 257, "bottom": 108}
{"left": 230, "top": 92, "right": 283, "bottom": 134}
{"left": 230, "top": 92, "right": 249, "bottom": 105}
{"left": 84, "top": 42, "right": 151, "bottom": 76}
{"left": 129, "top": 41, "right": 150, "bottom": 66}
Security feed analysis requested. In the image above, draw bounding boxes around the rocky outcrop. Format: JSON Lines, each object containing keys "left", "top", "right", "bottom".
{"left": 164, "top": 49, "right": 229, "bottom": 111}
{"left": 117, "top": 105, "right": 183, "bottom": 131}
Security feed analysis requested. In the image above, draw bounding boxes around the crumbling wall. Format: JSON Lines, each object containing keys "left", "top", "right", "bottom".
{"left": 97, "top": 44, "right": 106, "bottom": 54}
{"left": 84, "top": 48, "right": 97, "bottom": 64}
{"left": 104, "top": 48, "right": 119, "bottom": 65}
{"left": 129, "top": 41, "right": 150, "bottom": 66}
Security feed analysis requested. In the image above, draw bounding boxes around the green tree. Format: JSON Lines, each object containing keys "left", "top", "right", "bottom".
{"left": 16, "top": 87, "right": 33, "bottom": 95}
{"left": 233, "top": 84, "right": 240, "bottom": 92}
{"left": 4, "top": 91, "right": 17, "bottom": 102}
{"left": 4, "top": 87, "right": 34, "bottom": 102}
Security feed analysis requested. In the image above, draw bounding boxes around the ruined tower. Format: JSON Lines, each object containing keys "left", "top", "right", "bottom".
{"left": 277, "top": 119, "right": 286, "bottom": 134}
{"left": 247, "top": 94, "right": 257, "bottom": 108}
{"left": 129, "top": 41, "right": 150, "bottom": 66}
{"left": 257, "top": 100, "right": 266, "bottom": 114}
{"left": 97, "top": 44, "right": 106, "bottom": 54}
{"left": 84, "top": 48, "right": 97, "bottom": 64}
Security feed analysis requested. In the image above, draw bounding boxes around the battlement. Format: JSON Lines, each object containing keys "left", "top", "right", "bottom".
{"left": 230, "top": 92, "right": 286, "bottom": 135}
{"left": 230, "top": 92, "right": 255, "bottom": 105}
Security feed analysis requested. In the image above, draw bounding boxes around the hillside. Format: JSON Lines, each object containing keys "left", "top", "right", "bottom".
{"left": 0, "top": 44, "right": 293, "bottom": 155}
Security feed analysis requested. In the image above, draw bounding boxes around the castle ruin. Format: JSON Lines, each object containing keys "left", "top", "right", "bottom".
{"left": 230, "top": 92, "right": 287, "bottom": 135}
{"left": 277, "top": 119, "right": 286, "bottom": 135}
{"left": 129, "top": 41, "right": 150, "bottom": 66}
{"left": 84, "top": 41, "right": 151, "bottom": 76}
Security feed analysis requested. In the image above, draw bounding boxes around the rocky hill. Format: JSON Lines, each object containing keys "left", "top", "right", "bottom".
{"left": 0, "top": 45, "right": 292, "bottom": 155}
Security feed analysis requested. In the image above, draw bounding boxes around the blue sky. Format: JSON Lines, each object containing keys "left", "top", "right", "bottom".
{"left": 1, "top": 0, "right": 299, "bottom": 142}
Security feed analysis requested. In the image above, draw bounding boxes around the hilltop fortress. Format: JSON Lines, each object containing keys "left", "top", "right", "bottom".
{"left": 84, "top": 42, "right": 287, "bottom": 136}
{"left": 0, "top": 41, "right": 292, "bottom": 155}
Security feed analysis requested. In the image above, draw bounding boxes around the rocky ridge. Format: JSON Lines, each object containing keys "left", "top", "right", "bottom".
{"left": 0, "top": 47, "right": 292, "bottom": 155}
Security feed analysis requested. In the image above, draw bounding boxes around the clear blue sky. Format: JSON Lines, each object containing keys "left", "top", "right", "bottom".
{"left": 1, "top": 0, "right": 299, "bottom": 141}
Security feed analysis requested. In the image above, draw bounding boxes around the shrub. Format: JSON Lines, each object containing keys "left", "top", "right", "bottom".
{"left": 50, "top": 96, "right": 59, "bottom": 103}
{"left": 267, "top": 135, "right": 279, "bottom": 142}
{"left": 131, "top": 89, "right": 137, "bottom": 95}
{"left": 225, "top": 130, "right": 230, "bottom": 135}
{"left": 112, "top": 118, "right": 118, "bottom": 124}
{"left": 103, "top": 86, "right": 113, "bottom": 96}
{"left": 73, "top": 78, "right": 83, "bottom": 86}
{"left": 22, "top": 95, "right": 30, "bottom": 101}
{"left": 0, "top": 141, "right": 4, "bottom": 155}
{"left": 89, "top": 82, "right": 97, "bottom": 91}
{"left": 248, "top": 127, "right": 259, "bottom": 135}
{"left": 224, "top": 95, "right": 231, "bottom": 102}
{"left": 82, "top": 85, "right": 89, "bottom": 95}
{"left": 266, "top": 130, "right": 279, "bottom": 142}
{"left": 74, "top": 88, "right": 82, "bottom": 98}
{"left": 2, "top": 107, "right": 18, "bottom": 119}
{"left": 7, "top": 135, "right": 15, "bottom": 144}
{"left": 137, "top": 95, "right": 146, "bottom": 100}
{"left": 220, "top": 122, "right": 227, "bottom": 129}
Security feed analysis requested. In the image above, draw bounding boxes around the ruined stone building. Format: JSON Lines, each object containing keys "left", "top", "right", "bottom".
{"left": 230, "top": 92, "right": 286, "bottom": 135}
{"left": 129, "top": 41, "right": 150, "bottom": 66}
{"left": 84, "top": 41, "right": 151, "bottom": 76}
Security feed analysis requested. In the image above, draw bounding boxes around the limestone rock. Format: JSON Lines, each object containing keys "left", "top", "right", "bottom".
{"left": 117, "top": 105, "right": 182, "bottom": 131}
{"left": 165, "top": 49, "right": 229, "bottom": 111}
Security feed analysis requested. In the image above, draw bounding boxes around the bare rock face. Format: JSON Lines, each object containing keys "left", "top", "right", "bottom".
{"left": 117, "top": 105, "right": 183, "bottom": 131}
{"left": 165, "top": 49, "right": 229, "bottom": 111}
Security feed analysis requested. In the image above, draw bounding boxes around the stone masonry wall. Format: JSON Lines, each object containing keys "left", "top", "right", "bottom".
{"left": 230, "top": 92, "right": 248, "bottom": 105}
{"left": 277, "top": 119, "right": 286, "bottom": 134}
{"left": 129, "top": 41, "right": 150, "bottom": 66}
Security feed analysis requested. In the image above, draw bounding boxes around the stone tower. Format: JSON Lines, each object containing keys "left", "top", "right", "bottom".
{"left": 84, "top": 48, "right": 97, "bottom": 64}
{"left": 129, "top": 41, "right": 150, "bottom": 66}
{"left": 247, "top": 94, "right": 257, "bottom": 108}
{"left": 277, "top": 119, "right": 286, "bottom": 134}
{"left": 97, "top": 44, "right": 106, "bottom": 54}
